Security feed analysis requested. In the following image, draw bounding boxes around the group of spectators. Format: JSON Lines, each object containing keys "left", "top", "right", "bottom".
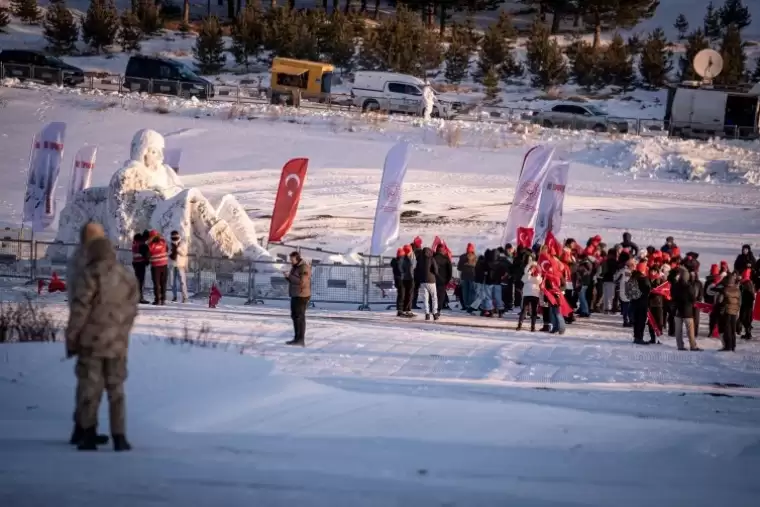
{"left": 392, "top": 232, "right": 758, "bottom": 352}
{"left": 130, "top": 229, "right": 188, "bottom": 305}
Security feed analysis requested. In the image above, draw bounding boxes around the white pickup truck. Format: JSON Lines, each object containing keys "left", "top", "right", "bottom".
{"left": 350, "top": 71, "right": 456, "bottom": 119}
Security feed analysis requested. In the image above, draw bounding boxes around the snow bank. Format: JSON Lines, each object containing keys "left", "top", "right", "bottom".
{"left": 575, "top": 136, "right": 760, "bottom": 184}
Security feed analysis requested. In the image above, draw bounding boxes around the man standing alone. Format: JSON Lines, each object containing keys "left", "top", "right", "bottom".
{"left": 66, "top": 236, "right": 139, "bottom": 451}
{"left": 285, "top": 252, "right": 311, "bottom": 347}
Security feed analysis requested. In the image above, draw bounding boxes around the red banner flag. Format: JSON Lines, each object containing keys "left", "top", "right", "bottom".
{"left": 695, "top": 302, "right": 713, "bottom": 314}
{"left": 268, "top": 158, "right": 308, "bottom": 243}
{"left": 544, "top": 231, "right": 561, "bottom": 256}
{"left": 517, "top": 227, "right": 534, "bottom": 249}
{"left": 652, "top": 282, "right": 671, "bottom": 301}
{"left": 754, "top": 294, "right": 760, "bottom": 321}
{"left": 647, "top": 310, "right": 662, "bottom": 336}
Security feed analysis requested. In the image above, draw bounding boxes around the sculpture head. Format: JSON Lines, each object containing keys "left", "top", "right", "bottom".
{"left": 130, "top": 129, "right": 165, "bottom": 169}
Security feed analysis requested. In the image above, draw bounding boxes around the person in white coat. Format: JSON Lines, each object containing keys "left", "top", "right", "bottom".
{"left": 421, "top": 81, "right": 435, "bottom": 121}
{"left": 615, "top": 259, "right": 635, "bottom": 327}
{"left": 169, "top": 230, "right": 189, "bottom": 302}
{"left": 517, "top": 257, "right": 543, "bottom": 331}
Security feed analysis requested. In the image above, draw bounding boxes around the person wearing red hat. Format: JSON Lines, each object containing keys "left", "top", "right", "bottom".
{"left": 704, "top": 266, "right": 726, "bottom": 338}
{"left": 147, "top": 231, "right": 169, "bottom": 305}
{"left": 648, "top": 267, "right": 665, "bottom": 344}
{"left": 628, "top": 261, "right": 651, "bottom": 344}
{"left": 399, "top": 246, "right": 415, "bottom": 315}
{"left": 738, "top": 269, "right": 756, "bottom": 340}
{"left": 410, "top": 238, "right": 424, "bottom": 310}
{"left": 457, "top": 243, "right": 477, "bottom": 311}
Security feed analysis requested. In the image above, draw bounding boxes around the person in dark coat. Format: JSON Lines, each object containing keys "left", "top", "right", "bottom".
{"left": 665, "top": 266, "right": 680, "bottom": 336}
{"left": 621, "top": 232, "right": 639, "bottom": 258}
{"left": 661, "top": 236, "right": 677, "bottom": 255}
{"left": 716, "top": 273, "right": 741, "bottom": 351}
{"left": 469, "top": 253, "right": 490, "bottom": 316}
{"left": 689, "top": 268, "right": 704, "bottom": 337}
{"left": 390, "top": 248, "right": 405, "bottom": 317}
{"left": 400, "top": 245, "right": 415, "bottom": 315}
{"left": 630, "top": 263, "right": 651, "bottom": 345}
{"left": 738, "top": 269, "right": 755, "bottom": 340}
{"left": 457, "top": 243, "right": 477, "bottom": 310}
{"left": 601, "top": 249, "right": 619, "bottom": 313}
{"left": 414, "top": 247, "right": 440, "bottom": 320}
{"left": 671, "top": 267, "right": 700, "bottom": 351}
{"left": 433, "top": 245, "right": 453, "bottom": 313}
{"left": 704, "top": 265, "right": 724, "bottom": 336}
{"left": 648, "top": 268, "right": 665, "bottom": 344}
{"left": 734, "top": 245, "right": 756, "bottom": 274}
{"left": 411, "top": 238, "right": 424, "bottom": 309}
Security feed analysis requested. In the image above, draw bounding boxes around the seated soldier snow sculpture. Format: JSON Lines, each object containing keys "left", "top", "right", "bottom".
{"left": 55, "top": 129, "right": 273, "bottom": 260}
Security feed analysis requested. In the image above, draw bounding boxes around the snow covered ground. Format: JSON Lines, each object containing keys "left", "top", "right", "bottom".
{"left": 2, "top": 72, "right": 760, "bottom": 505}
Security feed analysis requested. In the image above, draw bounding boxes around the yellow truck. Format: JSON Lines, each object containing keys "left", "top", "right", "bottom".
{"left": 269, "top": 57, "right": 335, "bottom": 105}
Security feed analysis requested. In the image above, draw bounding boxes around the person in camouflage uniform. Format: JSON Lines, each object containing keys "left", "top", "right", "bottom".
{"left": 66, "top": 222, "right": 110, "bottom": 447}
{"left": 66, "top": 236, "right": 140, "bottom": 451}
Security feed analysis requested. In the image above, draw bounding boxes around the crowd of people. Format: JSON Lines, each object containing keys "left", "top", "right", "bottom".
{"left": 391, "top": 233, "right": 758, "bottom": 352}
{"left": 130, "top": 229, "right": 188, "bottom": 305}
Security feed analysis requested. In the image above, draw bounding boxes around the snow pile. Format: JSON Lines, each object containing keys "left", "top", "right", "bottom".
{"left": 575, "top": 136, "right": 760, "bottom": 184}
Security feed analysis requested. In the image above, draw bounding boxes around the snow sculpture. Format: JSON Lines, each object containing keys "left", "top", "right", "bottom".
{"left": 55, "top": 129, "right": 273, "bottom": 261}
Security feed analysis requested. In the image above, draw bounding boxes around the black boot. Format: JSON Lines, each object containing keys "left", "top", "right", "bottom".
{"left": 70, "top": 424, "right": 109, "bottom": 445}
{"left": 112, "top": 434, "right": 132, "bottom": 452}
{"left": 285, "top": 339, "right": 305, "bottom": 347}
{"left": 77, "top": 427, "right": 99, "bottom": 451}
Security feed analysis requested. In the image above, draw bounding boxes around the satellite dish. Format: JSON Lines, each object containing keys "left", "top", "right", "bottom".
{"left": 693, "top": 49, "right": 724, "bottom": 82}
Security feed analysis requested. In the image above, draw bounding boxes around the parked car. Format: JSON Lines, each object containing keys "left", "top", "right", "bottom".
{"left": 269, "top": 57, "right": 334, "bottom": 105}
{"left": 350, "top": 71, "right": 455, "bottom": 119}
{"left": 0, "top": 49, "right": 85, "bottom": 87}
{"left": 532, "top": 103, "right": 629, "bottom": 134}
{"left": 124, "top": 55, "right": 214, "bottom": 99}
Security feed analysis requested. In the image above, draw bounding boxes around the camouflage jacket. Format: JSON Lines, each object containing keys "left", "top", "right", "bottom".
{"left": 65, "top": 238, "right": 140, "bottom": 358}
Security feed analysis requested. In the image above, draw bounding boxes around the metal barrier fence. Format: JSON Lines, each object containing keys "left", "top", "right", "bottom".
{"left": 3, "top": 62, "right": 757, "bottom": 139}
{"left": 4, "top": 239, "right": 408, "bottom": 309}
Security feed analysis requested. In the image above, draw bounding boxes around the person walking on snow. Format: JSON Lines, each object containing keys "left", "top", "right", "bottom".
{"left": 414, "top": 247, "right": 440, "bottom": 321}
{"left": 738, "top": 269, "right": 755, "bottom": 340}
{"left": 66, "top": 236, "right": 139, "bottom": 451}
{"left": 169, "top": 230, "right": 188, "bottom": 303}
{"left": 421, "top": 81, "right": 435, "bottom": 121}
{"left": 457, "top": 243, "right": 477, "bottom": 310}
{"left": 285, "top": 252, "right": 311, "bottom": 346}
{"left": 147, "top": 231, "right": 169, "bottom": 305}
{"left": 434, "top": 244, "right": 452, "bottom": 313}
{"left": 517, "top": 256, "right": 542, "bottom": 332}
{"left": 672, "top": 267, "right": 701, "bottom": 351}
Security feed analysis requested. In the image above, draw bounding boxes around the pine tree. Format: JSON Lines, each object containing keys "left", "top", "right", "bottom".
{"left": 674, "top": 13, "right": 689, "bottom": 40}
{"left": 193, "top": 16, "right": 226, "bottom": 74}
{"left": 43, "top": 1, "right": 79, "bottom": 55}
{"left": 230, "top": 1, "right": 264, "bottom": 70}
{"left": 322, "top": 10, "right": 357, "bottom": 72}
{"left": 603, "top": 33, "right": 636, "bottom": 91}
{"left": 718, "top": 0, "right": 751, "bottom": 31}
{"left": 118, "top": 9, "right": 142, "bottom": 53}
{"left": 627, "top": 33, "right": 643, "bottom": 55}
{"left": 483, "top": 66, "right": 500, "bottom": 101}
{"left": 703, "top": 1, "right": 722, "bottom": 40}
{"left": 0, "top": 7, "right": 10, "bottom": 31}
{"left": 12, "top": 0, "right": 40, "bottom": 24}
{"left": 679, "top": 29, "right": 709, "bottom": 81}
{"left": 444, "top": 23, "right": 470, "bottom": 85}
{"left": 715, "top": 23, "right": 746, "bottom": 85}
{"left": 81, "top": 0, "right": 118, "bottom": 53}
{"left": 461, "top": 15, "right": 481, "bottom": 54}
{"left": 525, "top": 18, "right": 568, "bottom": 89}
{"left": 584, "top": 0, "right": 660, "bottom": 48}
{"left": 752, "top": 59, "right": 760, "bottom": 82}
{"left": 638, "top": 28, "right": 673, "bottom": 88}
{"left": 136, "top": 0, "right": 161, "bottom": 35}
{"left": 262, "top": 6, "right": 322, "bottom": 62}
{"left": 569, "top": 40, "right": 602, "bottom": 90}
{"left": 475, "top": 11, "right": 522, "bottom": 84}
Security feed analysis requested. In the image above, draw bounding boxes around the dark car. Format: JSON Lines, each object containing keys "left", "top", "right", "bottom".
{"left": 0, "top": 49, "right": 85, "bottom": 87}
{"left": 124, "top": 55, "right": 214, "bottom": 99}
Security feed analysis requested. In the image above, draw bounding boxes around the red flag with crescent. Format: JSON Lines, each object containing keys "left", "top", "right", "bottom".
{"left": 268, "top": 158, "right": 309, "bottom": 243}
{"left": 652, "top": 282, "right": 671, "bottom": 301}
{"left": 754, "top": 294, "right": 760, "bottom": 321}
{"left": 544, "top": 231, "right": 561, "bottom": 256}
{"left": 517, "top": 227, "right": 534, "bottom": 249}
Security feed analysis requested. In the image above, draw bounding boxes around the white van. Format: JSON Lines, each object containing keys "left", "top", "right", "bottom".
{"left": 665, "top": 83, "right": 760, "bottom": 139}
{"left": 350, "top": 71, "right": 454, "bottom": 118}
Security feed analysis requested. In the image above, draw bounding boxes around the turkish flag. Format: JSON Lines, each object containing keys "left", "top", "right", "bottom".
{"left": 695, "top": 302, "right": 713, "bottom": 314}
{"left": 517, "top": 227, "right": 534, "bottom": 249}
{"left": 268, "top": 158, "right": 309, "bottom": 243}
{"left": 652, "top": 282, "right": 671, "bottom": 301}
{"left": 544, "top": 231, "right": 561, "bottom": 256}
{"left": 647, "top": 310, "right": 662, "bottom": 336}
{"left": 753, "top": 294, "right": 760, "bottom": 321}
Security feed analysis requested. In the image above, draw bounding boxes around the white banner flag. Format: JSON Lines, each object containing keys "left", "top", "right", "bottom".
{"left": 501, "top": 145, "right": 555, "bottom": 246}
{"left": 23, "top": 122, "right": 67, "bottom": 232}
{"left": 67, "top": 145, "right": 97, "bottom": 205}
{"left": 370, "top": 142, "right": 411, "bottom": 256}
{"left": 534, "top": 161, "right": 569, "bottom": 243}
{"left": 164, "top": 148, "right": 182, "bottom": 173}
